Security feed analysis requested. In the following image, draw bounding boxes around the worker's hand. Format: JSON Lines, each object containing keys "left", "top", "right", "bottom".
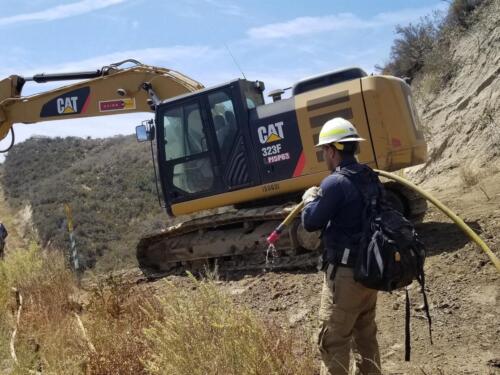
{"left": 302, "top": 186, "right": 320, "bottom": 205}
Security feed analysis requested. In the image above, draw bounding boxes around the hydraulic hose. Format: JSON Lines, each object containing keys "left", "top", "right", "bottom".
{"left": 0, "top": 127, "right": 15, "bottom": 153}
{"left": 266, "top": 201, "right": 304, "bottom": 245}
{"left": 266, "top": 169, "right": 500, "bottom": 274}
{"left": 374, "top": 169, "right": 500, "bottom": 273}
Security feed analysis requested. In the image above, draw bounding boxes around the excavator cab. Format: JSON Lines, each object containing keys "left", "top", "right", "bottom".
{"left": 145, "top": 68, "right": 427, "bottom": 218}
{"left": 153, "top": 79, "right": 266, "bottom": 215}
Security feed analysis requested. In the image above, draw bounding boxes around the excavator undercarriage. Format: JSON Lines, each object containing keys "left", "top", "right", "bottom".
{"left": 137, "top": 182, "right": 427, "bottom": 278}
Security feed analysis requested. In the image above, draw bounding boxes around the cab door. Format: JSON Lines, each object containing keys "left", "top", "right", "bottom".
{"left": 206, "top": 89, "right": 252, "bottom": 190}
{"left": 157, "top": 83, "right": 257, "bottom": 213}
{"left": 159, "top": 99, "right": 218, "bottom": 202}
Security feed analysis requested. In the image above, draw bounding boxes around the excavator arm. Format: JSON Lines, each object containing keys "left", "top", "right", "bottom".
{"left": 0, "top": 60, "right": 204, "bottom": 140}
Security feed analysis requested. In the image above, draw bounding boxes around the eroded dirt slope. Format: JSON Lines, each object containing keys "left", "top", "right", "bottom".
{"left": 411, "top": 0, "right": 500, "bottom": 184}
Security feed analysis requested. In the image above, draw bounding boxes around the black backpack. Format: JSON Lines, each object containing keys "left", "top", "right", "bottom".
{"left": 337, "top": 166, "right": 432, "bottom": 361}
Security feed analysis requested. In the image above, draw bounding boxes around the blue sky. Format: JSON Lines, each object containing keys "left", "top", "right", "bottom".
{"left": 0, "top": 0, "right": 446, "bottom": 152}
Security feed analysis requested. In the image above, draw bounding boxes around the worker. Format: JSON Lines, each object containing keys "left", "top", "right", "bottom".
{"left": 301, "top": 117, "right": 381, "bottom": 375}
{"left": 0, "top": 222, "right": 7, "bottom": 259}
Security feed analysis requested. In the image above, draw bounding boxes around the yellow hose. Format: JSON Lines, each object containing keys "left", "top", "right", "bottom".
{"left": 274, "top": 170, "right": 500, "bottom": 273}
{"left": 374, "top": 169, "right": 500, "bottom": 273}
{"left": 283, "top": 201, "right": 305, "bottom": 226}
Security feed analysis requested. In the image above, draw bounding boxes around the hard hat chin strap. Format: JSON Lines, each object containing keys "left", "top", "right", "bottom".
{"left": 333, "top": 142, "right": 345, "bottom": 150}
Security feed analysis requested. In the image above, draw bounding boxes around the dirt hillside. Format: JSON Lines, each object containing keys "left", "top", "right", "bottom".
{"left": 410, "top": 0, "right": 500, "bottom": 185}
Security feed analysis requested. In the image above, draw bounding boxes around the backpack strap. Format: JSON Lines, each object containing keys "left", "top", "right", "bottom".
{"left": 336, "top": 165, "right": 381, "bottom": 211}
{"left": 333, "top": 165, "right": 381, "bottom": 268}
{"left": 405, "top": 287, "right": 411, "bottom": 361}
{"left": 405, "top": 268, "right": 433, "bottom": 362}
{"left": 416, "top": 267, "right": 433, "bottom": 346}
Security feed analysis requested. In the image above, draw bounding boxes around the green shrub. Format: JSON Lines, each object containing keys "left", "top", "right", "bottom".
{"left": 379, "top": 0, "right": 487, "bottom": 85}
{"left": 382, "top": 17, "right": 439, "bottom": 80}
{"left": 446, "top": 0, "right": 485, "bottom": 29}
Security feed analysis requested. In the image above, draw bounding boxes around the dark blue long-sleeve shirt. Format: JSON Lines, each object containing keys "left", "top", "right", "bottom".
{"left": 301, "top": 156, "right": 365, "bottom": 263}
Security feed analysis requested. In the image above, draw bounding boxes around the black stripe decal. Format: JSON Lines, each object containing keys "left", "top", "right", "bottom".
{"left": 306, "top": 91, "right": 349, "bottom": 112}
{"left": 309, "top": 108, "right": 353, "bottom": 128}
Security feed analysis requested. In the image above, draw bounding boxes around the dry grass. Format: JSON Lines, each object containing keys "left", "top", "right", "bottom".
{"left": 82, "top": 274, "right": 160, "bottom": 374}
{"left": 1, "top": 247, "right": 316, "bottom": 375}
{"left": 143, "top": 274, "right": 316, "bottom": 375}
{"left": 459, "top": 162, "right": 480, "bottom": 187}
{"left": 0, "top": 244, "right": 86, "bottom": 374}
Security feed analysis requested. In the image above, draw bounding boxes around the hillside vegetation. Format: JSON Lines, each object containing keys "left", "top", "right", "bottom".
{"left": 1, "top": 136, "right": 166, "bottom": 271}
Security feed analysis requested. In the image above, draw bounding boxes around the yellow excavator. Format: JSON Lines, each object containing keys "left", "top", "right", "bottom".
{"left": 0, "top": 60, "right": 427, "bottom": 275}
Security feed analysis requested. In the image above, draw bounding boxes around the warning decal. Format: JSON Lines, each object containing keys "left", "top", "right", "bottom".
{"left": 99, "top": 98, "right": 136, "bottom": 112}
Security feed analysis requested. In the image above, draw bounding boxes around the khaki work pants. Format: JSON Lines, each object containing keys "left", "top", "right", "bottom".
{"left": 318, "top": 266, "right": 381, "bottom": 375}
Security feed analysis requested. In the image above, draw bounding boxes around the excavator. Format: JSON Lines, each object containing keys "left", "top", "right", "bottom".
{"left": 0, "top": 60, "right": 427, "bottom": 276}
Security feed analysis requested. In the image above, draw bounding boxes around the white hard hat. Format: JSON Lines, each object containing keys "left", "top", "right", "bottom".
{"left": 315, "top": 117, "right": 365, "bottom": 147}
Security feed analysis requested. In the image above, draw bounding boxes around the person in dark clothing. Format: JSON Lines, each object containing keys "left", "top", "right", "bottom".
{"left": 302, "top": 117, "right": 381, "bottom": 375}
{"left": 0, "top": 223, "right": 8, "bottom": 259}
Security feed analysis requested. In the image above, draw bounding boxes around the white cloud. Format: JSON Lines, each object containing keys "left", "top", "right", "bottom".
{"left": 247, "top": 3, "right": 447, "bottom": 40}
{"left": 14, "top": 45, "right": 221, "bottom": 86}
{"left": 203, "top": 0, "right": 243, "bottom": 16}
{"left": 0, "top": 0, "right": 127, "bottom": 27}
{"left": 49, "top": 46, "right": 218, "bottom": 71}
{"left": 248, "top": 13, "right": 367, "bottom": 40}
{"left": 173, "top": 0, "right": 243, "bottom": 18}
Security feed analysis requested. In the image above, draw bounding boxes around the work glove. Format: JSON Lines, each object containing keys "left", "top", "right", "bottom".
{"left": 302, "top": 186, "right": 320, "bottom": 205}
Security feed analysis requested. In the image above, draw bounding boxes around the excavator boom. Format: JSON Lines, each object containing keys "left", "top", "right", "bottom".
{"left": 0, "top": 61, "right": 203, "bottom": 140}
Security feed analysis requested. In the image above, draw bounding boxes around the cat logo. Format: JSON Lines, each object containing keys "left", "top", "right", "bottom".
{"left": 257, "top": 121, "right": 284, "bottom": 144}
{"left": 57, "top": 97, "right": 78, "bottom": 114}
{"left": 40, "top": 87, "right": 90, "bottom": 118}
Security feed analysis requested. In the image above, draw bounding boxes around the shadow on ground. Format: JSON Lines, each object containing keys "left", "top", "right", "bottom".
{"left": 415, "top": 220, "right": 481, "bottom": 256}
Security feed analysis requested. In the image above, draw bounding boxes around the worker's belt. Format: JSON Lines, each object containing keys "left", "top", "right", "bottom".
{"left": 320, "top": 247, "right": 357, "bottom": 280}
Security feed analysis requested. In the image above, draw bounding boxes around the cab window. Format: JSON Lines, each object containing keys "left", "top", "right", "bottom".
{"left": 163, "top": 103, "right": 207, "bottom": 161}
{"left": 243, "top": 84, "right": 264, "bottom": 109}
{"left": 208, "top": 91, "right": 237, "bottom": 162}
{"left": 163, "top": 102, "right": 214, "bottom": 194}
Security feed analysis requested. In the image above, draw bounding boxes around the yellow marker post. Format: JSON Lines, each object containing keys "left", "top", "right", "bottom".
{"left": 64, "top": 203, "right": 81, "bottom": 276}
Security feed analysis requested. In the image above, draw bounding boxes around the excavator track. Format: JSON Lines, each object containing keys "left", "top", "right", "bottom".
{"left": 136, "top": 181, "right": 428, "bottom": 279}
{"left": 137, "top": 204, "right": 319, "bottom": 278}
